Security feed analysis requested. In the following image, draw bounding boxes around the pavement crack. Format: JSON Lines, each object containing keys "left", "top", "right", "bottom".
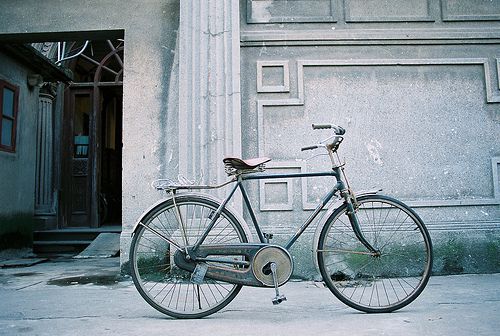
{"left": 15, "top": 281, "right": 44, "bottom": 291}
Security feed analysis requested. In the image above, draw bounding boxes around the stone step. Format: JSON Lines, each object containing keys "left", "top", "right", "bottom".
{"left": 33, "top": 227, "right": 121, "bottom": 256}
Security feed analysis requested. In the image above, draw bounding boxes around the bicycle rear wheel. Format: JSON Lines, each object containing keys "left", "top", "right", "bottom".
{"left": 317, "top": 194, "right": 432, "bottom": 313}
{"left": 130, "top": 194, "right": 249, "bottom": 319}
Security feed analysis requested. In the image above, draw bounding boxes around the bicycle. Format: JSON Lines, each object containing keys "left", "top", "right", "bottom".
{"left": 129, "top": 124, "right": 433, "bottom": 319}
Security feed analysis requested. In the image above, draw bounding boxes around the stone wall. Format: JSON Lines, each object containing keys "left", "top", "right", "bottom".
{"left": 0, "top": 52, "right": 39, "bottom": 248}
{"left": 240, "top": 0, "right": 500, "bottom": 276}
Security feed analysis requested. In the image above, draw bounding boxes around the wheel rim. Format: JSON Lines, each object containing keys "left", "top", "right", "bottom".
{"left": 130, "top": 197, "right": 247, "bottom": 318}
{"left": 318, "top": 196, "right": 432, "bottom": 312}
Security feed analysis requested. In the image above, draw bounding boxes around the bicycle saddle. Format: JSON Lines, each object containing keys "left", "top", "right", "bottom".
{"left": 223, "top": 157, "right": 271, "bottom": 170}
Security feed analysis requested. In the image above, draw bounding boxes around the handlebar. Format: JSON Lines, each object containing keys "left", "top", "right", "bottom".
{"left": 301, "top": 124, "right": 345, "bottom": 152}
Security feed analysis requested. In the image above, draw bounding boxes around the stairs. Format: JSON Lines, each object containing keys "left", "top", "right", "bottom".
{"left": 33, "top": 227, "right": 121, "bottom": 256}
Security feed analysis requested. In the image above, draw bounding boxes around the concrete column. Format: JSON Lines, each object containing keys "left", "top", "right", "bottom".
{"left": 35, "top": 93, "right": 55, "bottom": 215}
{"left": 178, "top": 0, "right": 241, "bottom": 188}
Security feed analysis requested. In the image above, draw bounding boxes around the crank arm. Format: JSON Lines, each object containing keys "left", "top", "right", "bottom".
{"left": 270, "top": 262, "right": 287, "bottom": 305}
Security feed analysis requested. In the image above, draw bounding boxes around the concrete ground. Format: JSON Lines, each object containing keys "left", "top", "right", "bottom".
{"left": 0, "top": 254, "right": 499, "bottom": 336}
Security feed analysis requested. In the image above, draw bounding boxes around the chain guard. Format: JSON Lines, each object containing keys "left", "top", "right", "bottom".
{"left": 173, "top": 244, "right": 293, "bottom": 287}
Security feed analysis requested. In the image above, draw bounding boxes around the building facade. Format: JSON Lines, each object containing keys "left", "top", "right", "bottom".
{"left": 0, "top": 0, "right": 499, "bottom": 276}
{"left": 0, "top": 44, "right": 70, "bottom": 248}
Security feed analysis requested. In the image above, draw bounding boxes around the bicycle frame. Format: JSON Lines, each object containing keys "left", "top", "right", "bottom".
{"left": 187, "top": 165, "right": 378, "bottom": 256}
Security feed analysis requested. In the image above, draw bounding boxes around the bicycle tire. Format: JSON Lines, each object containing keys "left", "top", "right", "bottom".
{"left": 317, "top": 194, "right": 433, "bottom": 313}
{"left": 130, "top": 194, "right": 249, "bottom": 319}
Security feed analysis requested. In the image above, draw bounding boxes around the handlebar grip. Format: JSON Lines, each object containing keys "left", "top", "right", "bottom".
{"left": 312, "top": 124, "right": 331, "bottom": 130}
{"left": 301, "top": 145, "right": 319, "bottom": 151}
{"left": 312, "top": 124, "right": 346, "bottom": 135}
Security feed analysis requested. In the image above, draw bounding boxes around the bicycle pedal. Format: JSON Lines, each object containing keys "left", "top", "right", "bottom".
{"left": 272, "top": 295, "right": 287, "bottom": 305}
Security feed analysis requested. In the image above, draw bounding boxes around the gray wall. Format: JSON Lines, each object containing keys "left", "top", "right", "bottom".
{"left": 0, "top": 52, "right": 39, "bottom": 247}
{"left": 240, "top": 0, "right": 500, "bottom": 276}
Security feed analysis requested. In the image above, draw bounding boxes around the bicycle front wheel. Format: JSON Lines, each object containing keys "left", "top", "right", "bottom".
{"left": 317, "top": 194, "right": 433, "bottom": 313}
{"left": 130, "top": 194, "right": 249, "bottom": 319}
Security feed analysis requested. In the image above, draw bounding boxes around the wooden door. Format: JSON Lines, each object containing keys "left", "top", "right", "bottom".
{"left": 61, "top": 88, "right": 95, "bottom": 227}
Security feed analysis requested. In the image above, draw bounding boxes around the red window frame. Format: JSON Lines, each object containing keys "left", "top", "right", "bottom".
{"left": 0, "top": 80, "right": 19, "bottom": 153}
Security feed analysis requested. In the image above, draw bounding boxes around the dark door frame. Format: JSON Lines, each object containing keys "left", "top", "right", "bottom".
{"left": 61, "top": 42, "right": 123, "bottom": 228}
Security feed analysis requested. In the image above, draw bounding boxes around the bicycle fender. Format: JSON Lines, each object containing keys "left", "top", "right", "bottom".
{"left": 311, "top": 189, "right": 381, "bottom": 274}
{"left": 131, "top": 192, "right": 254, "bottom": 242}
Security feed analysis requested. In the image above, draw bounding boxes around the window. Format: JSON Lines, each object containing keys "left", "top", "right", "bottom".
{"left": 0, "top": 80, "right": 19, "bottom": 152}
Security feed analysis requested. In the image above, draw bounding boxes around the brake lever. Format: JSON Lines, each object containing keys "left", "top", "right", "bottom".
{"left": 301, "top": 145, "right": 318, "bottom": 151}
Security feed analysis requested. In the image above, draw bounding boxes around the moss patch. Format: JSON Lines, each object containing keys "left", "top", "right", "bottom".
{"left": 432, "top": 232, "right": 500, "bottom": 275}
{"left": 440, "top": 237, "right": 466, "bottom": 274}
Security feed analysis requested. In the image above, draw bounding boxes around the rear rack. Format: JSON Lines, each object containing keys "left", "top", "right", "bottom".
{"left": 152, "top": 176, "right": 236, "bottom": 193}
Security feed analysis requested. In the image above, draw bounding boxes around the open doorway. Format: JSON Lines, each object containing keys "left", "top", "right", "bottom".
{"left": 61, "top": 39, "right": 123, "bottom": 228}
{"left": 99, "top": 86, "right": 122, "bottom": 225}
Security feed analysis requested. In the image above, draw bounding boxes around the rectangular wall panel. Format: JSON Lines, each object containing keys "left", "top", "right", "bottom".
{"left": 345, "top": 0, "right": 432, "bottom": 22}
{"left": 442, "top": 0, "right": 500, "bottom": 21}
{"left": 247, "top": 0, "right": 336, "bottom": 23}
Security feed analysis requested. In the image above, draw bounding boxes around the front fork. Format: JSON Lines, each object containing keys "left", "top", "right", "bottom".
{"left": 341, "top": 188, "right": 380, "bottom": 256}
{"left": 329, "top": 150, "right": 378, "bottom": 255}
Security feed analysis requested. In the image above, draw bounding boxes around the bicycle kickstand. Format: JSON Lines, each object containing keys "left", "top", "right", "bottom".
{"left": 270, "top": 262, "right": 287, "bottom": 305}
